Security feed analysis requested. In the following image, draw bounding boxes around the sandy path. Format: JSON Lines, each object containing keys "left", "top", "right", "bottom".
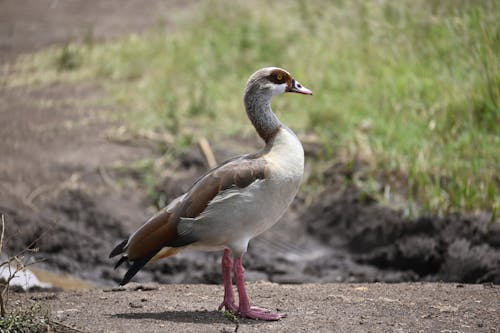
{"left": 12, "top": 282, "right": 500, "bottom": 333}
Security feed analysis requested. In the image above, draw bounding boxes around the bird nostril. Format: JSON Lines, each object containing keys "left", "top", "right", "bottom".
{"left": 297, "top": 84, "right": 302, "bottom": 88}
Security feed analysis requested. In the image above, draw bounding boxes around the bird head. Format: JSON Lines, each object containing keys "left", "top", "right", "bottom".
{"left": 245, "top": 67, "right": 313, "bottom": 97}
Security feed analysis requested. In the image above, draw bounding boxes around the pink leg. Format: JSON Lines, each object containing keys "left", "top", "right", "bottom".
{"left": 233, "top": 256, "right": 286, "bottom": 321}
{"left": 218, "top": 249, "right": 238, "bottom": 313}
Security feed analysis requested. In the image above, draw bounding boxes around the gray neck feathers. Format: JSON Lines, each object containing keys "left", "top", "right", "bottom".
{"left": 244, "top": 86, "right": 282, "bottom": 143}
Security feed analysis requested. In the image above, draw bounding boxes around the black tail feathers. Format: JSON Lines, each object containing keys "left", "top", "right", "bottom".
{"left": 119, "top": 252, "right": 157, "bottom": 286}
{"left": 110, "top": 238, "right": 158, "bottom": 286}
{"left": 109, "top": 239, "right": 128, "bottom": 258}
{"left": 114, "top": 256, "right": 128, "bottom": 270}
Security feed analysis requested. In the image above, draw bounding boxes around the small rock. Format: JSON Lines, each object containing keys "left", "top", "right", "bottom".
{"left": 129, "top": 302, "right": 143, "bottom": 309}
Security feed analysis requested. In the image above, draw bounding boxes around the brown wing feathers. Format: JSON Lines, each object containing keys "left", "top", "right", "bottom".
{"left": 178, "top": 158, "right": 267, "bottom": 220}
{"left": 110, "top": 156, "right": 268, "bottom": 285}
{"left": 126, "top": 210, "right": 177, "bottom": 259}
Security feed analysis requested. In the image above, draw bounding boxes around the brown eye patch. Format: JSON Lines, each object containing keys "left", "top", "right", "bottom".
{"left": 268, "top": 69, "right": 290, "bottom": 85}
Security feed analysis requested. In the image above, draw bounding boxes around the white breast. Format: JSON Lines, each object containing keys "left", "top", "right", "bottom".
{"left": 265, "top": 127, "right": 304, "bottom": 182}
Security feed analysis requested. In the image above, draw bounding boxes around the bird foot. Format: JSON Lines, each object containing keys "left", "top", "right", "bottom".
{"left": 218, "top": 300, "right": 238, "bottom": 313}
{"left": 238, "top": 306, "right": 287, "bottom": 321}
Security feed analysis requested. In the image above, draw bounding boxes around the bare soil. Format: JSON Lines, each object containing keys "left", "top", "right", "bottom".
{"left": 1, "top": 1, "right": 499, "bottom": 331}
{"left": 10, "top": 282, "right": 500, "bottom": 333}
{"left": 0, "top": 0, "right": 196, "bottom": 63}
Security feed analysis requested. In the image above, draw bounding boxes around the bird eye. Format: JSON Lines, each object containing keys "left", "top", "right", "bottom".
{"left": 277, "top": 74, "right": 283, "bottom": 81}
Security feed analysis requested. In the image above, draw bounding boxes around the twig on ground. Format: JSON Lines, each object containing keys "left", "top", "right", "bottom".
{"left": 0, "top": 216, "right": 44, "bottom": 317}
{"left": 98, "top": 166, "right": 120, "bottom": 192}
{"left": 50, "top": 319, "right": 88, "bottom": 333}
{"left": 198, "top": 137, "right": 217, "bottom": 169}
{"left": 222, "top": 310, "right": 239, "bottom": 332}
{"left": 0, "top": 215, "right": 4, "bottom": 259}
{"left": 25, "top": 173, "right": 82, "bottom": 207}
{"left": 106, "top": 126, "right": 174, "bottom": 147}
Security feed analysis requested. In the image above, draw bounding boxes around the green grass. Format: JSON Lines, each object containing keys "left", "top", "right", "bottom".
{"left": 0, "top": 303, "right": 50, "bottom": 332}
{"left": 6, "top": 0, "right": 499, "bottom": 216}
{"left": 0, "top": 302, "right": 81, "bottom": 332}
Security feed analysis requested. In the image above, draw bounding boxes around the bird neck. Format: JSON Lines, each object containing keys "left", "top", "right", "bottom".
{"left": 244, "top": 88, "right": 282, "bottom": 143}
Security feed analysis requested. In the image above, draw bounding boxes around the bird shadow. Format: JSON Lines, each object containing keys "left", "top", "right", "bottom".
{"left": 111, "top": 310, "right": 259, "bottom": 325}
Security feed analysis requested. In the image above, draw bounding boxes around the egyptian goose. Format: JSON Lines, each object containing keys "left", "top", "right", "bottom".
{"left": 110, "top": 67, "right": 312, "bottom": 321}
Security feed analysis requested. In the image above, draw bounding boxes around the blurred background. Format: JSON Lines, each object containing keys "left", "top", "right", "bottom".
{"left": 0, "top": 0, "right": 499, "bottom": 290}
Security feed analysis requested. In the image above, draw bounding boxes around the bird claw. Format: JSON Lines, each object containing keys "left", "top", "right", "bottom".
{"left": 238, "top": 306, "right": 287, "bottom": 321}
{"left": 218, "top": 300, "right": 238, "bottom": 313}
{"left": 219, "top": 302, "right": 286, "bottom": 321}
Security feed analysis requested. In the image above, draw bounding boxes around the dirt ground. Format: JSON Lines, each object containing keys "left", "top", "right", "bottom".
{"left": 1, "top": 1, "right": 500, "bottom": 331}
{"left": 10, "top": 282, "right": 500, "bottom": 333}
{"left": 0, "top": 0, "right": 197, "bottom": 63}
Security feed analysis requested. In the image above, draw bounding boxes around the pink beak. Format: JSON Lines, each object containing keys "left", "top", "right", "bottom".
{"left": 288, "top": 79, "right": 313, "bottom": 95}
